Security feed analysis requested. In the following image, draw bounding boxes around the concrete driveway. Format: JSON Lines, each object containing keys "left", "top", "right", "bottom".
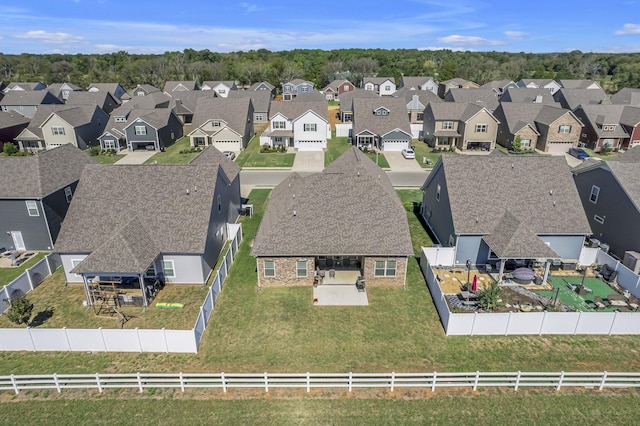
{"left": 114, "top": 151, "right": 157, "bottom": 165}
{"left": 563, "top": 153, "right": 583, "bottom": 168}
{"left": 292, "top": 151, "right": 324, "bottom": 172}
{"left": 385, "top": 151, "right": 426, "bottom": 172}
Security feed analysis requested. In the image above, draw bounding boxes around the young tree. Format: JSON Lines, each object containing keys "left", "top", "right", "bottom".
{"left": 512, "top": 135, "right": 522, "bottom": 152}
{"left": 5, "top": 295, "right": 34, "bottom": 327}
{"left": 477, "top": 281, "right": 501, "bottom": 312}
{"left": 3, "top": 142, "right": 18, "bottom": 156}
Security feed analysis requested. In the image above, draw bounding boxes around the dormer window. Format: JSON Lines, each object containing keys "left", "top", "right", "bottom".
{"left": 213, "top": 121, "right": 221, "bottom": 127}
{"left": 115, "top": 116, "right": 126, "bottom": 123}
{"left": 602, "top": 125, "right": 616, "bottom": 132}
{"left": 301, "top": 86, "right": 309, "bottom": 93}
{"left": 374, "top": 107, "right": 390, "bottom": 116}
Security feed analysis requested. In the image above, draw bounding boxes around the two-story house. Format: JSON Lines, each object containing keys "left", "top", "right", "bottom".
{"left": 400, "top": 76, "right": 439, "bottom": 95}
{"left": 352, "top": 97, "right": 412, "bottom": 151}
{"left": 187, "top": 97, "right": 254, "bottom": 152}
{"left": 281, "top": 79, "right": 315, "bottom": 101}
{"left": 479, "top": 79, "right": 518, "bottom": 96}
{"left": 437, "top": 78, "right": 479, "bottom": 98}
{"left": 0, "top": 144, "right": 95, "bottom": 252}
{"left": 163, "top": 81, "right": 200, "bottom": 92}
{"left": 516, "top": 79, "right": 562, "bottom": 94}
{"left": 338, "top": 89, "right": 380, "bottom": 122}
{"left": 573, "top": 104, "right": 629, "bottom": 151}
{"left": 87, "top": 83, "right": 127, "bottom": 101}
{"left": 249, "top": 81, "right": 276, "bottom": 95}
{"left": 361, "top": 77, "right": 396, "bottom": 96}
{"left": 228, "top": 89, "right": 272, "bottom": 129}
{"left": 47, "top": 82, "right": 82, "bottom": 101}
{"left": 123, "top": 109, "right": 183, "bottom": 151}
{"left": 128, "top": 84, "right": 162, "bottom": 98}
{"left": 262, "top": 101, "right": 329, "bottom": 151}
{"left": 444, "top": 88, "right": 500, "bottom": 112}
{"left": 0, "top": 111, "right": 30, "bottom": 151}
{"left": 0, "top": 90, "right": 63, "bottom": 119}
{"left": 553, "top": 88, "right": 610, "bottom": 111}
{"left": 322, "top": 79, "right": 356, "bottom": 101}
{"left": 500, "top": 87, "right": 560, "bottom": 105}
{"left": 201, "top": 80, "right": 237, "bottom": 97}
{"left": 66, "top": 91, "right": 121, "bottom": 114}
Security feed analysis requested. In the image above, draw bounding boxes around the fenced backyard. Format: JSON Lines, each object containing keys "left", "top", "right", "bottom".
{"left": 0, "top": 253, "right": 60, "bottom": 315}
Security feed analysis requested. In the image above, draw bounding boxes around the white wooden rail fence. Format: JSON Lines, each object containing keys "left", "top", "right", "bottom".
{"left": 2, "top": 371, "right": 640, "bottom": 394}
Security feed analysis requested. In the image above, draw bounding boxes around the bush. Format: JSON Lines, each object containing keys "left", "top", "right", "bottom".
{"left": 4, "top": 295, "right": 34, "bottom": 327}
{"left": 600, "top": 146, "right": 612, "bottom": 155}
{"left": 88, "top": 146, "right": 101, "bottom": 156}
{"left": 477, "top": 281, "right": 501, "bottom": 312}
{"left": 3, "top": 142, "right": 19, "bottom": 156}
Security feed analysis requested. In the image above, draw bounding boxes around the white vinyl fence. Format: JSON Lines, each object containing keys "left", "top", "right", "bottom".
{"left": 0, "top": 254, "right": 60, "bottom": 315}
{"left": 420, "top": 247, "right": 640, "bottom": 336}
{"left": 335, "top": 123, "right": 351, "bottom": 138}
{"left": 0, "top": 225, "right": 242, "bottom": 353}
{"left": 1, "top": 371, "right": 639, "bottom": 394}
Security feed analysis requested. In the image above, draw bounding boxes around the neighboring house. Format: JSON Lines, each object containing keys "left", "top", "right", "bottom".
{"left": 0, "top": 110, "right": 30, "bottom": 151}
{"left": 338, "top": 89, "right": 379, "bottom": 122}
{"left": 129, "top": 84, "right": 162, "bottom": 97}
{"left": 121, "top": 108, "right": 183, "bottom": 151}
{"left": 66, "top": 91, "right": 120, "bottom": 114}
{"left": 263, "top": 100, "right": 328, "bottom": 151}
{"left": 227, "top": 89, "right": 272, "bottom": 129}
{"left": 437, "top": 78, "right": 479, "bottom": 98}
{"left": 422, "top": 102, "right": 499, "bottom": 151}
{"left": 559, "top": 79, "right": 602, "bottom": 90}
{"left": 87, "top": 83, "right": 127, "bottom": 100}
{"left": 55, "top": 161, "right": 241, "bottom": 295}
{"left": 15, "top": 105, "right": 108, "bottom": 151}
{"left": 252, "top": 147, "right": 413, "bottom": 288}
{"left": 322, "top": 79, "right": 356, "bottom": 100}
{"left": 167, "top": 90, "right": 216, "bottom": 126}
{"left": 420, "top": 155, "right": 591, "bottom": 282}
{"left": 0, "top": 90, "right": 63, "bottom": 119}
{"left": 573, "top": 104, "right": 629, "bottom": 152}
{"left": 187, "top": 97, "right": 254, "bottom": 152}
{"left": 493, "top": 103, "right": 583, "bottom": 154}
{"left": 500, "top": 87, "right": 559, "bottom": 105}
{"left": 249, "top": 81, "right": 276, "bottom": 95}
{"left": 3, "top": 82, "right": 46, "bottom": 93}
{"left": 352, "top": 97, "right": 412, "bottom": 151}
{"left": 290, "top": 90, "right": 325, "bottom": 102}
{"left": 201, "top": 80, "right": 237, "bottom": 97}
{"left": 361, "top": 77, "right": 396, "bottom": 96}
{"left": 479, "top": 79, "right": 518, "bottom": 96}
{"left": 394, "top": 87, "right": 442, "bottom": 123}
{"left": 121, "top": 91, "right": 171, "bottom": 110}
{"left": 516, "top": 79, "right": 562, "bottom": 94}
{"left": 553, "top": 88, "right": 609, "bottom": 111}
{"left": 400, "top": 76, "right": 439, "bottom": 95}
{"left": 0, "top": 144, "right": 95, "bottom": 252}
{"left": 444, "top": 88, "right": 500, "bottom": 111}
{"left": 611, "top": 88, "right": 640, "bottom": 106}
{"left": 619, "top": 106, "right": 640, "bottom": 149}
{"left": 281, "top": 79, "right": 315, "bottom": 101}
{"left": 47, "top": 82, "right": 82, "bottom": 101}
{"left": 572, "top": 147, "right": 640, "bottom": 259}
{"left": 0, "top": 81, "right": 6, "bottom": 93}
{"left": 163, "top": 81, "right": 200, "bottom": 92}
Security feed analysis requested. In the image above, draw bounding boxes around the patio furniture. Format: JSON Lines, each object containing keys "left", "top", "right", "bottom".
{"left": 356, "top": 276, "right": 365, "bottom": 292}
{"left": 512, "top": 267, "right": 535, "bottom": 285}
{"left": 329, "top": 269, "right": 336, "bottom": 278}
{"left": 593, "top": 296, "right": 608, "bottom": 310}
{"left": 607, "top": 294, "right": 628, "bottom": 307}
{"left": 617, "top": 306, "right": 631, "bottom": 313}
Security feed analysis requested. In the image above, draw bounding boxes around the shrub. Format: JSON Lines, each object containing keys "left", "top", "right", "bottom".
{"left": 4, "top": 295, "right": 34, "bottom": 327}
{"left": 449, "top": 145, "right": 455, "bottom": 152}
{"left": 88, "top": 146, "right": 101, "bottom": 156}
{"left": 3, "top": 142, "right": 19, "bottom": 156}
{"left": 600, "top": 146, "right": 612, "bottom": 155}
{"left": 477, "top": 281, "right": 501, "bottom": 312}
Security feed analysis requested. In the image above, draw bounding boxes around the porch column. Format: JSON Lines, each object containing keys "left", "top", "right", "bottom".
{"left": 82, "top": 275, "right": 92, "bottom": 306}
{"left": 498, "top": 259, "right": 505, "bottom": 284}
{"left": 139, "top": 274, "right": 148, "bottom": 307}
{"left": 542, "top": 260, "right": 551, "bottom": 286}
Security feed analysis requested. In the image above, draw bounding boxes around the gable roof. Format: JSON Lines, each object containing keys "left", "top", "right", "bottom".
{"left": 66, "top": 91, "right": 120, "bottom": 109}
{"left": 338, "top": 88, "right": 380, "bottom": 112}
{"left": 290, "top": 90, "right": 325, "bottom": 102}
{"left": 0, "top": 90, "right": 62, "bottom": 106}
{"left": 501, "top": 87, "right": 559, "bottom": 104}
{"left": 0, "top": 144, "right": 95, "bottom": 198}
{"left": 480, "top": 79, "right": 516, "bottom": 90}
{"left": 190, "top": 97, "right": 253, "bottom": 134}
{"left": 87, "top": 83, "right": 125, "bottom": 97}
{"left": 269, "top": 100, "right": 327, "bottom": 121}
{"left": 576, "top": 104, "right": 630, "bottom": 138}
{"left": 0, "top": 110, "right": 31, "bottom": 129}
{"left": 47, "top": 82, "right": 82, "bottom": 97}
{"left": 189, "top": 145, "right": 241, "bottom": 182}
{"left": 427, "top": 102, "right": 497, "bottom": 124}
{"left": 352, "top": 97, "right": 411, "bottom": 136}
{"left": 252, "top": 147, "right": 412, "bottom": 257}
{"left": 495, "top": 103, "right": 581, "bottom": 134}
{"left": 610, "top": 88, "right": 640, "bottom": 106}
{"left": 119, "top": 91, "right": 171, "bottom": 110}
{"left": 6, "top": 82, "right": 45, "bottom": 91}
{"left": 19, "top": 104, "right": 100, "bottom": 140}
{"left": 227, "top": 89, "right": 271, "bottom": 113}
{"left": 445, "top": 88, "right": 500, "bottom": 111}
{"left": 362, "top": 77, "right": 395, "bottom": 86}
{"left": 440, "top": 78, "right": 476, "bottom": 87}
{"left": 401, "top": 76, "right": 436, "bottom": 90}
{"left": 554, "top": 88, "right": 609, "bottom": 110}
{"left": 163, "top": 81, "right": 199, "bottom": 92}
{"left": 121, "top": 108, "right": 176, "bottom": 131}
{"left": 323, "top": 79, "right": 355, "bottom": 91}
{"left": 559, "top": 79, "right": 601, "bottom": 90}
{"left": 129, "top": 84, "right": 161, "bottom": 95}
{"left": 518, "top": 79, "right": 558, "bottom": 87}
{"left": 249, "top": 81, "right": 275, "bottom": 91}
{"left": 202, "top": 80, "right": 236, "bottom": 89}
{"left": 167, "top": 90, "right": 216, "bottom": 116}
{"left": 394, "top": 87, "right": 442, "bottom": 109}
{"left": 283, "top": 79, "right": 314, "bottom": 87}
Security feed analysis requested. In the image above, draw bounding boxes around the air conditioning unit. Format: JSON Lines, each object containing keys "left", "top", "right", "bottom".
{"left": 589, "top": 238, "right": 600, "bottom": 248}
{"left": 599, "top": 242, "right": 610, "bottom": 254}
{"left": 623, "top": 251, "right": 640, "bottom": 274}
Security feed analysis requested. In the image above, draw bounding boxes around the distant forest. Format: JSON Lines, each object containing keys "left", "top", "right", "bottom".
{"left": 1, "top": 49, "right": 640, "bottom": 93}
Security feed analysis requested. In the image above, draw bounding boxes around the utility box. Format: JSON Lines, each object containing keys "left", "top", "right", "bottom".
{"left": 623, "top": 251, "right": 640, "bottom": 274}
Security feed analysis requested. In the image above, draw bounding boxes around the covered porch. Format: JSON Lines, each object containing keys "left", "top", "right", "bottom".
{"left": 432, "top": 130, "right": 460, "bottom": 148}
{"left": 355, "top": 131, "right": 379, "bottom": 150}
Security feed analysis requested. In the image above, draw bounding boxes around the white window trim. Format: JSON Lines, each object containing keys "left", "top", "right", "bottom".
{"left": 374, "top": 260, "right": 397, "bottom": 277}
{"left": 475, "top": 124, "right": 488, "bottom": 133}
{"left": 436, "top": 184, "right": 441, "bottom": 202}
{"left": 71, "top": 259, "right": 83, "bottom": 278}
{"left": 135, "top": 125, "right": 147, "bottom": 135}
{"left": 594, "top": 214, "right": 605, "bottom": 224}
{"left": 64, "top": 186, "right": 73, "bottom": 203}
{"left": 442, "top": 121, "right": 454, "bottom": 130}
{"left": 263, "top": 260, "right": 275, "bottom": 277}
{"left": 51, "top": 126, "right": 65, "bottom": 136}
{"left": 296, "top": 260, "right": 307, "bottom": 278}
{"left": 273, "top": 121, "right": 286, "bottom": 129}
{"left": 303, "top": 123, "right": 317, "bottom": 132}
{"left": 589, "top": 185, "right": 600, "bottom": 204}
{"left": 163, "top": 260, "right": 176, "bottom": 278}
{"left": 26, "top": 200, "right": 39, "bottom": 217}
{"left": 559, "top": 125, "right": 572, "bottom": 134}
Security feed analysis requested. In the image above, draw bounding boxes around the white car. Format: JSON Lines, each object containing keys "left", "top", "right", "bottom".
{"left": 402, "top": 148, "right": 415, "bottom": 159}
{"left": 223, "top": 151, "right": 236, "bottom": 161}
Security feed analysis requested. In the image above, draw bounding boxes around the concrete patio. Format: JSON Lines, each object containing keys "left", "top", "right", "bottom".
{"left": 313, "top": 285, "right": 369, "bottom": 306}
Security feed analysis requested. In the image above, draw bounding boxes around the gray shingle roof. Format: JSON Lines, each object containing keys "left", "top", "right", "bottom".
{"left": 619, "top": 105, "right": 640, "bottom": 127}
{"left": 291, "top": 91, "right": 325, "bottom": 102}
{"left": 554, "top": 88, "right": 609, "bottom": 110}
{"left": 190, "top": 97, "right": 253, "bottom": 135}
{"left": 87, "top": 83, "right": 125, "bottom": 97}
{"left": 607, "top": 146, "right": 640, "bottom": 205}
{"left": 401, "top": 76, "right": 436, "bottom": 89}
{"left": 167, "top": 91, "right": 216, "bottom": 115}
{"left": 251, "top": 147, "right": 413, "bottom": 257}
{"left": 611, "top": 88, "right": 640, "bottom": 106}
{"left": 495, "top": 103, "right": 579, "bottom": 134}
{"left": 440, "top": 78, "right": 476, "bottom": 86}
{"left": 559, "top": 79, "right": 601, "bottom": 89}
{"left": 227, "top": 90, "right": 271, "bottom": 113}
{"left": 519, "top": 79, "right": 557, "bottom": 87}
{"left": 324, "top": 79, "right": 355, "bottom": 91}
{"left": 352, "top": 97, "right": 411, "bottom": 137}
{"left": 0, "top": 90, "right": 62, "bottom": 106}
{"left": 501, "top": 88, "right": 559, "bottom": 104}
{"left": 0, "top": 144, "right": 95, "bottom": 198}
{"left": 269, "top": 100, "right": 327, "bottom": 121}
{"left": 577, "top": 104, "right": 630, "bottom": 138}
{"left": 119, "top": 91, "right": 171, "bottom": 110}
{"left": 445, "top": 88, "right": 499, "bottom": 111}
{"left": 338, "top": 89, "right": 380, "bottom": 113}
{"left": 129, "top": 84, "right": 161, "bottom": 95}
{"left": 362, "top": 77, "right": 395, "bottom": 86}
{"left": 163, "top": 81, "right": 199, "bottom": 92}
{"left": 249, "top": 81, "right": 275, "bottom": 91}
{"left": 6, "top": 82, "right": 45, "bottom": 91}
{"left": 394, "top": 87, "right": 441, "bottom": 109}
{"left": 427, "top": 102, "right": 494, "bottom": 123}
{"left": 190, "top": 145, "right": 241, "bottom": 182}
{"left": 482, "top": 210, "right": 560, "bottom": 258}
{"left": 480, "top": 79, "right": 516, "bottom": 90}
{"left": 0, "top": 110, "right": 30, "bottom": 129}
{"left": 66, "top": 91, "right": 120, "bottom": 108}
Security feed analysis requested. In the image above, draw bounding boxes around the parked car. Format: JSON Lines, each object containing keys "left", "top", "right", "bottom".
{"left": 569, "top": 147, "right": 589, "bottom": 160}
{"left": 223, "top": 151, "right": 236, "bottom": 161}
{"left": 402, "top": 148, "right": 415, "bottom": 159}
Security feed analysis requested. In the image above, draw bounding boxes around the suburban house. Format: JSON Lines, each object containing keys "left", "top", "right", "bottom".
{"left": 249, "top": 81, "right": 276, "bottom": 95}
{"left": 611, "top": 88, "right": 640, "bottom": 106}
{"left": 87, "top": 83, "right": 127, "bottom": 100}
{"left": 187, "top": 97, "right": 254, "bottom": 152}
{"left": 500, "top": 87, "right": 559, "bottom": 105}
{"left": 559, "top": 79, "right": 603, "bottom": 90}
{"left": 361, "top": 77, "right": 396, "bottom": 96}
{"left": 422, "top": 102, "right": 499, "bottom": 152}
{"left": 553, "top": 88, "right": 610, "bottom": 111}
{"left": 0, "top": 144, "right": 95, "bottom": 252}
{"left": 479, "top": 79, "right": 518, "bottom": 96}
{"left": 400, "top": 76, "right": 439, "bottom": 95}
{"left": 167, "top": 91, "right": 216, "bottom": 126}
{"left": 0, "top": 90, "right": 63, "bottom": 118}
{"left": 619, "top": 106, "right": 640, "bottom": 149}
{"left": 493, "top": 103, "right": 583, "bottom": 154}
{"left": 3, "top": 82, "right": 46, "bottom": 92}
{"left": 516, "top": 79, "right": 562, "bottom": 94}
{"left": 55, "top": 161, "right": 241, "bottom": 298}
{"left": 163, "top": 81, "right": 200, "bottom": 92}
{"left": 129, "top": 84, "right": 162, "bottom": 97}
{"left": 352, "top": 97, "right": 412, "bottom": 151}
{"left": 120, "top": 91, "right": 171, "bottom": 110}
{"left": 227, "top": 89, "right": 272, "bottom": 129}
{"left": 47, "top": 82, "right": 82, "bottom": 101}
{"left": 394, "top": 87, "right": 441, "bottom": 123}
{"left": 66, "top": 91, "right": 120, "bottom": 114}
{"left": 573, "top": 104, "right": 629, "bottom": 151}
{"left": 437, "top": 78, "right": 479, "bottom": 98}
{"left": 281, "top": 79, "right": 315, "bottom": 101}
{"left": 338, "top": 89, "right": 379, "bottom": 122}
{"left": 14, "top": 105, "right": 108, "bottom": 151}
{"left": 322, "top": 79, "right": 356, "bottom": 100}
{"left": 98, "top": 108, "right": 183, "bottom": 152}
{"left": 420, "top": 155, "right": 591, "bottom": 282}
{"left": 252, "top": 147, "right": 413, "bottom": 288}
{"left": 572, "top": 147, "right": 640, "bottom": 259}
{"left": 201, "top": 81, "right": 237, "bottom": 97}
{"left": 444, "top": 88, "right": 500, "bottom": 111}
{"left": 262, "top": 100, "right": 328, "bottom": 151}
{"left": 0, "top": 111, "right": 30, "bottom": 151}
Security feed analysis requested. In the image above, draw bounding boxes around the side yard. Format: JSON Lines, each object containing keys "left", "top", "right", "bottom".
{"left": 143, "top": 137, "right": 200, "bottom": 164}
{"left": 235, "top": 132, "right": 295, "bottom": 168}
{"left": 0, "top": 252, "right": 46, "bottom": 286}
{"left": 324, "top": 134, "right": 389, "bottom": 168}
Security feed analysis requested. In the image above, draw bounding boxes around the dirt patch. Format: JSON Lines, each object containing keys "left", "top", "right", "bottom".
{"left": 434, "top": 269, "right": 493, "bottom": 294}
{"left": 328, "top": 105, "right": 341, "bottom": 131}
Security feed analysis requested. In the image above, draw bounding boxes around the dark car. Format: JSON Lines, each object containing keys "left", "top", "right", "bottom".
{"left": 569, "top": 147, "right": 589, "bottom": 160}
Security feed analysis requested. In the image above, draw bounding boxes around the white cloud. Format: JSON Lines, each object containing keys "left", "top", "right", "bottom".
{"left": 240, "top": 2, "right": 261, "bottom": 13}
{"left": 14, "top": 30, "right": 84, "bottom": 44}
{"left": 615, "top": 24, "right": 640, "bottom": 35}
{"left": 437, "top": 35, "right": 504, "bottom": 46}
{"left": 505, "top": 31, "right": 528, "bottom": 40}
{"left": 418, "top": 46, "right": 469, "bottom": 52}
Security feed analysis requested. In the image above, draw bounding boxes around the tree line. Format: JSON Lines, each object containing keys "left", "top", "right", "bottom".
{"left": 1, "top": 48, "right": 639, "bottom": 93}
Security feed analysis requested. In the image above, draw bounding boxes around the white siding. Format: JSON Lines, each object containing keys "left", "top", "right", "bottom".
{"left": 162, "top": 254, "right": 207, "bottom": 284}
{"left": 379, "top": 81, "right": 397, "bottom": 96}
{"left": 60, "top": 254, "right": 89, "bottom": 283}
{"left": 293, "top": 112, "right": 327, "bottom": 151}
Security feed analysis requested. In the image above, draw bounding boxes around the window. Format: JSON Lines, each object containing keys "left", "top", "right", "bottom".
{"left": 213, "top": 121, "right": 221, "bottom": 127}
{"left": 103, "top": 139, "right": 116, "bottom": 150}
{"left": 64, "top": 186, "right": 73, "bottom": 203}
{"left": 218, "top": 89, "right": 226, "bottom": 94}
{"left": 589, "top": 185, "right": 600, "bottom": 204}
{"left": 296, "top": 260, "right": 307, "bottom": 277}
{"left": 217, "top": 195, "right": 222, "bottom": 212}
{"left": 475, "top": 124, "right": 487, "bottom": 133}
{"left": 343, "top": 85, "right": 350, "bottom": 91}
{"left": 417, "top": 112, "right": 424, "bottom": 121}
{"left": 137, "top": 91, "right": 145, "bottom": 96}
{"left": 559, "top": 125, "right": 572, "bottom": 133}
{"left": 520, "top": 139, "right": 531, "bottom": 148}
{"left": 283, "top": 85, "right": 291, "bottom": 93}
{"left": 442, "top": 121, "right": 454, "bottom": 130}
{"left": 374, "top": 107, "right": 389, "bottom": 116}
{"left": 304, "top": 123, "right": 317, "bottom": 132}
{"left": 135, "top": 125, "right": 147, "bottom": 135}
{"left": 255, "top": 114, "right": 264, "bottom": 121}
{"left": 145, "top": 263, "right": 156, "bottom": 277}
{"left": 385, "top": 85, "right": 391, "bottom": 91}
{"left": 273, "top": 121, "right": 286, "bottom": 129}
{"left": 26, "top": 200, "right": 39, "bottom": 216}
{"left": 71, "top": 259, "right": 82, "bottom": 277}
{"left": 264, "top": 260, "right": 275, "bottom": 277}
{"left": 301, "top": 87, "right": 309, "bottom": 93}
{"left": 374, "top": 260, "right": 397, "bottom": 277}
{"left": 603, "top": 125, "right": 615, "bottom": 132}
{"left": 602, "top": 139, "right": 614, "bottom": 148}
{"left": 436, "top": 184, "right": 441, "bottom": 202}
{"left": 115, "top": 116, "right": 126, "bottom": 123}
{"left": 365, "top": 83, "right": 374, "bottom": 90}
{"left": 51, "top": 126, "right": 65, "bottom": 135}
{"left": 162, "top": 260, "right": 175, "bottom": 278}
{"left": 594, "top": 215, "right": 605, "bottom": 224}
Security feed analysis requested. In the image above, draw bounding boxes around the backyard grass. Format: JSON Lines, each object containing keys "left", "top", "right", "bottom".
{"left": 235, "top": 132, "right": 295, "bottom": 167}
{"left": 398, "top": 190, "right": 433, "bottom": 255}
{"left": 90, "top": 154, "right": 125, "bottom": 164}
{"left": 412, "top": 140, "right": 445, "bottom": 168}
{"left": 143, "top": 137, "right": 199, "bottom": 165}
{"left": 324, "top": 134, "right": 350, "bottom": 166}
{"left": 0, "top": 252, "right": 45, "bottom": 286}
{"left": 364, "top": 151, "right": 390, "bottom": 168}
{"left": 583, "top": 148, "right": 620, "bottom": 161}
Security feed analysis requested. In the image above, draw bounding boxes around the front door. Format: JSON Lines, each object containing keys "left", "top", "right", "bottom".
{"left": 11, "top": 231, "right": 25, "bottom": 251}
{"left": 288, "top": 138, "right": 294, "bottom": 147}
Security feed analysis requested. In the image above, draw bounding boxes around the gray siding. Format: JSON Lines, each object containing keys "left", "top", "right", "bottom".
{"left": 382, "top": 130, "right": 411, "bottom": 142}
{"left": 162, "top": 254, "right": 205, "bottom": 284}
{"left": 126, "top": 122, "right": 157, "bottom": 150}
{"left": 157, "top": 112, "right": 184, "bottom": 149}
{"left": 59, "top": 253, "right": 89, "bottom": 283}
{"left": 538, "top": 235, "right": 586, "bottom": 260}
{"left": 42, "top": 182, "right": 78, "bottom": 246}
{"left": 421, "top": 162, "right": 455, "bottom": 246}
{"left": 455, "top": 235, "right": 490, "bottom": 265}
{"left": 0, "top": 199, "right": 52, "bottom": 250}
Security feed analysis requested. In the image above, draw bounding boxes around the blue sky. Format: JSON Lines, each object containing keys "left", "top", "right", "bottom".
{"left": 2, "top": 1, "right": 640, "bottom": 54}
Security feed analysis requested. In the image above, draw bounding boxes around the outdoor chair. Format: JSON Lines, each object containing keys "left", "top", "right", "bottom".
{"left": 329, "top": 269, "right": 336, "bottom": 278}
{"left": 593, "top": 296, "right": 607, "bottom": 310}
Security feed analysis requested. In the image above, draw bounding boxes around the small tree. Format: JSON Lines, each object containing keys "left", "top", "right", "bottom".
{"left": 600, "top": 146, "right": 612, "bottom": 155}
{"left": 512, "top": 136, "right": 522, "bottom": 152}
{"left": 4, "top": 295, "right": 34, "bottom": 327}
{"left": 477, "top": 281, "right": 501, "bottom": 312}
{"left": 3, "top": 142, "right": 19, "bottom": 156}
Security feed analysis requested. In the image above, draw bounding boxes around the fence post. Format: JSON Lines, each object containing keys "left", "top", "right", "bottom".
{"left": 209, "top": 285, "right": 215, "bottom": 311}
{"left": 540, "top": 311, "right": 546, "bottom": 335}
{"left": 135, "top": 328, "right": 143, "bottom": 353}
{"left": 10, "top": 374, "right": 19, "bottom": 394}
{"left": 95, "top": 373, "right": 102, "bottom": 393}
{"left": 573, "top": 312, "right": 582, "bottom": 335}
{"left": 505, "top": 311, "right": 512, "bottom": 335}
{"left": 45, "top": 254, "right": 52, "bottom": 275}
{"left": 63, "top": 327, "right": 72, "bottom": 351}
{"left": 473, "top": 371, "right": 480, "bottom": 391}
{"left": 348, "top": 372, "right": 352, "bottom": 392}
{"left": 163, "top": 328, "right": 169, "bottom": 353}
{"left": 221, "top": 372, "right": 226, "bottom": 392}
{"left": 431, "top": 372, "right": 437, "bottom": 392}
{"left": 390, "top": 372, "right": 395, "bottom": 392}
{"left": 609, "top": 312, "right": 618, "bottom": 335}
{"left": 264, "top": 372, "right": 269, "bottom": 392}
{"left": 515, "top": 371, "right": 521, "bottom": 391}
{"left": 470, "top": 313, "right": 477, "bottom": 336}
{"left": 306, "top": 372, "right": 310, "bottom": 393}
{"left": 556, "top": 371, "right": 565, "bottom": 391}
{"left": 53, "top": 373, "right": 61, "bottom": 393}
{"left": 26, "top": 268, "right": 34, "bottom": 290}
{"left": 99, "top": 327, "right": 107, "bottom": 351}
{"left": 137, "top": 372, "right": 143, "bottom": 393}
{"left": 599, "top": 371, "right": 608, "bottom": 391}
{"left": 179, "top": 372, "right": 185, "bottom": 392}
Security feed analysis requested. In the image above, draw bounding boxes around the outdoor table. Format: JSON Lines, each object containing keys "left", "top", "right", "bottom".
{"left": 460, "top": 291, "right": 475, "bottom": 301}
{"left": 609, "top": 299, "right": 628, "bottom": 307}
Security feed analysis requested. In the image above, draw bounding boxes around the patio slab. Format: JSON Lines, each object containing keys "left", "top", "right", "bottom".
{"left": 313, "top": 285, "right": 369, "bottom": 306}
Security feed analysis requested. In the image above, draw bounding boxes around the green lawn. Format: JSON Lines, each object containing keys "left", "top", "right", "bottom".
{"left": 412, "top": 140, "right": 445, "bottom": 168}
{"left": 143, "top": 137, "right": 200, "bottom": 164}
{"left": 364, "top": 151, "right": 390, "bottom": 168}
{"left": 583, "top": 148, "right": 620, "bottom": 161}
{"left": 535, "top": 276, "right": 622, "bottom": 312}
{"left": 324, "top": 134, "right": 351, "bottom": 166}
{"left": 0, "top": 252, "right": 46, "bottom": 286}
{"left": 235, "top": 133, "right": 295, "bottom": 167}
{"left": 398, "top": 190, "right": 432, "bottom": 256}
{"left": 91, "top": 154, "right": 126, "bottom": 164}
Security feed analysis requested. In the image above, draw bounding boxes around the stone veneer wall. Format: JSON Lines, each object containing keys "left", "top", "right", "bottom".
{"left": 362, "top": 257, "right": 408, "bottom": 287}
{"left": 257, "top": 257, "right": 315, "bottom": 287}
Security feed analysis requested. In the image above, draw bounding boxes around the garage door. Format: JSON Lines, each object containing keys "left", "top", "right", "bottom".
{"left": 212, "top": 140, "right": 241, "bottom": 152}
{"left": 296, "top": 140, "right": 325, "bottom": 151}
{"left": 382, "top": 140, "right": 409, "bottom": 152}
{"left": 130, "top": 141, "right": 156, "bottom": 151}
{"left": 547, "top": 141, "right": 574, "bottom": 155}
